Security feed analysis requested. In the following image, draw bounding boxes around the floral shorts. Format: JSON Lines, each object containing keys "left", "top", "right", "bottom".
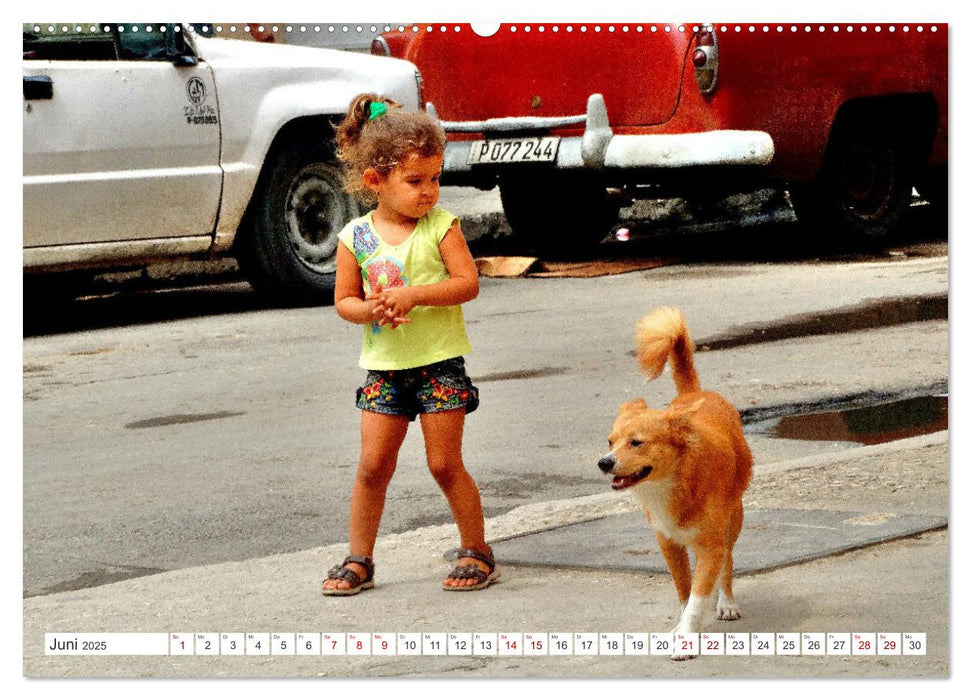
{"left": 356, "top": 357, "right": 479, "bottom": 420}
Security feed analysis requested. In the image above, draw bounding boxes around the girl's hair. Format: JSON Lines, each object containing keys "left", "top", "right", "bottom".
{"left": 335, "top": 93, "right": 447, "bottom": 205}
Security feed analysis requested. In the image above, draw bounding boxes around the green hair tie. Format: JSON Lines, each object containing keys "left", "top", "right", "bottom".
{"left": 368, "top": 101, "right": 388, "bottom": 121}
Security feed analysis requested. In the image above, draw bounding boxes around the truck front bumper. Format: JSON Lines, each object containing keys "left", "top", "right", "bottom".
{"left": 429, "top": 93, "right": 775, "bottom": 183}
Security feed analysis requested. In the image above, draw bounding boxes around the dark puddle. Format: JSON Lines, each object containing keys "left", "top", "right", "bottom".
{"left": 477, "top": 367, "right": 568, "bottom": 383}
{"left": 745, "top": 394, "right": 948, "bottom": 446}
{"left": 125, "top": 411, "right": 245, "bottom": 429}
{"left": 28, "top": 565, "right": 166, "bottom": 598}
{"left": 696, "top": 294, "right": 947, "bottom": 352}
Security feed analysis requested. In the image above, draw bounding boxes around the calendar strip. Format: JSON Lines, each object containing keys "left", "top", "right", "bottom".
{"left": 44, "top": 632, "right": 927, "bottom": 656}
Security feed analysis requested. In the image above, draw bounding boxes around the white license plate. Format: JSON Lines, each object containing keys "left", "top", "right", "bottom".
{"left": 466, "top": 137, "right": 560, "bottom": 165}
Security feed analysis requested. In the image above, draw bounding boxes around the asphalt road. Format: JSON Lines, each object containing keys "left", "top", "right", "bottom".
{"left": 22, "top": 202, "right": 948, "bottom": 601}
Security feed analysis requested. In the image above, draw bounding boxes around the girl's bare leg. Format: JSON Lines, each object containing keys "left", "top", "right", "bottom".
{"left": 420, "top": 410, "right": 490, "bottom": 588}
{"left": 322, "top": 411, "right": 409, "bottom": 592}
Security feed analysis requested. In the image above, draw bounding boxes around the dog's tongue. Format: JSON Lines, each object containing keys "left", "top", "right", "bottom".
{"left": 611, "top": 475, "right": 633, "bottom": 490}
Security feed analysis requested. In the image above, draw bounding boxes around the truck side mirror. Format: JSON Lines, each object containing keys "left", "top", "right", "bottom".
{"left": 166, "top": 26, "right": 198, "bottom": 66}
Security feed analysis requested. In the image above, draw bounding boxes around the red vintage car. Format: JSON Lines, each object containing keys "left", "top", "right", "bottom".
{"left": 374, "top": 23, "right": 947, "bottom": 252}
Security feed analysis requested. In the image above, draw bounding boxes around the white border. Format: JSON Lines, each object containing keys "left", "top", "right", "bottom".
{"left": 9, "top": 1, "right": 963, "bottom": 698}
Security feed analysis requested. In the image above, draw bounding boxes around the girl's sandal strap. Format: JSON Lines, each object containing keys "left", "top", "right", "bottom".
{"left": 322, "top": 555, "right": 375, "bottom": 596}
{"left": 340, "top": 555, "right": 375, "bottom": 580}
{"left": 451, "top": 548, "right": 495, "bottom": 571}
{"left": 443, "top": 548, "right": 500, "bottom": 592}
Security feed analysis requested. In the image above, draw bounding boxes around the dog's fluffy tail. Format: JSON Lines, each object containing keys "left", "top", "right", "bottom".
{"left": 635, "top": 307, "right": 701, "bottom": 395}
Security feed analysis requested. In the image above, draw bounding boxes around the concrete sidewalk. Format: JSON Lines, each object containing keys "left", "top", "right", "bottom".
{"left": 24, "top": 431, "right": 948, "bottom": 679}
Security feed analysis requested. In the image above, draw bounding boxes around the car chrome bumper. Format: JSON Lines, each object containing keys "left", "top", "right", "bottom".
{"left": 429, "top": 93, "right": 775, "bottom": 175}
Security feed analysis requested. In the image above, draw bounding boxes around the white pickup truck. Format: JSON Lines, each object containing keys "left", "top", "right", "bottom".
{"left": 22, "top": 23, "right": 422, "bottom": 304}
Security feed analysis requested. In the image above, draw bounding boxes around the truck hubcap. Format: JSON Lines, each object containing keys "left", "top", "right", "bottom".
{"left": 285, "top": 165, "right": 349, "bottom": 274}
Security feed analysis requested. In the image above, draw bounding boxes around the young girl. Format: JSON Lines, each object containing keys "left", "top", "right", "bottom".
{"left": 322, "top": 94, "right": 499, "bottom": 595}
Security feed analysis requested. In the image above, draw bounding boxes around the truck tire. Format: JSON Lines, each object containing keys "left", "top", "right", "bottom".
{"left": 499, "top": 171, "right": 617, "bottom": 258}
{"left": 789, "top": 120, "right": 914, "bottom": 241}
{"left": 239, "top": 140, "right": 359, "bottom": 305}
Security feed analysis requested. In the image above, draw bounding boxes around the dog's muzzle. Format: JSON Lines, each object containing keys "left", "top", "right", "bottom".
{"left": 599, "top": 453, "right": 654, "bottom": 490}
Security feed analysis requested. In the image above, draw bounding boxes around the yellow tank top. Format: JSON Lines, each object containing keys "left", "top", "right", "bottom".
{"left": 337, "top": 207, "right": 473, "bottom": 370}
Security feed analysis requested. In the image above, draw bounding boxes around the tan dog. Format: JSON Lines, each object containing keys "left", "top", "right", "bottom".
{"left": 598, "top": 307, "right": 752, "bottom": 660}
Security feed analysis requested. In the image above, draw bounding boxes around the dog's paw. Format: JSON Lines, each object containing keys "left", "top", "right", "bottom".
{"left": 717, "top": 602, "right": 741, "bottom": 621}
{"left": 717, "top": 592, "right": 740, "bottom": 621}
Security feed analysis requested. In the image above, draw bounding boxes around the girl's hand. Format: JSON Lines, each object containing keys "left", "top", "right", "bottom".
{"left": 375, "top": 286, "right": 418, "bottom": 320}
{"left": 374, "top": 303, "right": 411, "bottom": 329}
{"left": 367, "top": 285, "right": 413, "bottom": 328}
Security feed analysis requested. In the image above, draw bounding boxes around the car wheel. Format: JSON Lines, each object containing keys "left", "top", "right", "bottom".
{"left": 239, "top": 140, "right": 359, "bottom": 305}
{"left": 789, "top": 121, "right": 914, "bottom": 240}
{"left": 499, "top": 171, "right": 618, "bottom": 258}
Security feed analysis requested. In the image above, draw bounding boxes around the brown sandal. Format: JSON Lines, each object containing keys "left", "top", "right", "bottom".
{"left": 322, "top": 555, "right": 375, "bottom": 596}
{"left": 442, "top": 548, "right": 500, "bottom": 592}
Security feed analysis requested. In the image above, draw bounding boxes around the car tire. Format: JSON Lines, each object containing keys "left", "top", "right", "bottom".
{"left": 499, "top": 171, "right": 617, "bottom": 258}
{"left": 789, "top": 120, "right": 915, "bottom": 240}
{"left": 239, "top": 140, "right": 360, "bottom": 305}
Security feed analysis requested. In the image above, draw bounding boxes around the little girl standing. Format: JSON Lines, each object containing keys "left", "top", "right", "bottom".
{"left": 322, "top": 94, "right": 499, "bottom": 595}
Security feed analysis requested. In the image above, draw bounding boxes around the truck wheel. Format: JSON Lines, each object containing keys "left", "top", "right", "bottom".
{"left": 239, "top": 140, "right": 359, "bottom": 305}
{"left": 499, "top": 171, "right": 617, "bottom": 258}
{"left": 789, "top": 121, "right": 914, "bottom": 240}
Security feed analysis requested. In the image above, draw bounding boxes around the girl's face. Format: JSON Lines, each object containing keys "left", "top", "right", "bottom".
{"left": 370, "top": 152, "right": 444, "bottom": 220}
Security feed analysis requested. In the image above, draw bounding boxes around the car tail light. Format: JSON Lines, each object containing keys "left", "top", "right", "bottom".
{"left": 371, "top": 36, "right": 390, "bottom": 56}
{"left": 372, "top": 31, "right": 415, "bottom": 59}
{"left": 693, "top": 27, "right": 718, "bottom": 95}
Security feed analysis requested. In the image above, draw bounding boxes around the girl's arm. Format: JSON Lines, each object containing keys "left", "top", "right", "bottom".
{"left": 335, "top": 243, "right": 386, "bottom": 325}
{"left": 369, "top": 222, "right": 479, "bottom": 319}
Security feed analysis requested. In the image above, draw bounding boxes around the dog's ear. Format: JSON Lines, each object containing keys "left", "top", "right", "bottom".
{"left": 618, "top": 398, "right": 649, "bottom": 418}
{"left": 666, "top": 398, "right": 706, "bottom": 442}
